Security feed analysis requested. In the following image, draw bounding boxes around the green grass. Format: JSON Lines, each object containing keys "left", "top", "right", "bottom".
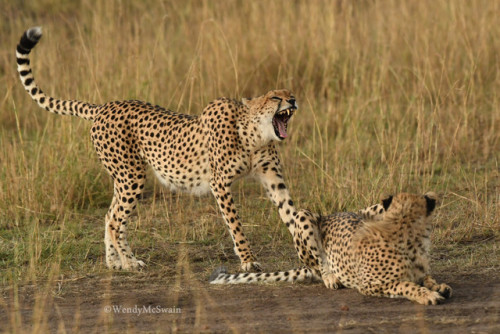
{"left": 0, "top": 0, "right": 499, "bottom": 329}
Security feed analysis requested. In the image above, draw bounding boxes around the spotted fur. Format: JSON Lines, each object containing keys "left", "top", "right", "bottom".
{"left": 17, "top": 27, "right": 309, "bottom": 271}
{"left": 211, "top": 192, "right": 452, "bottom": 305}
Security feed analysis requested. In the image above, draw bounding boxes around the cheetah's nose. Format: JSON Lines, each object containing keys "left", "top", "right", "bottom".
{"left": 288, "top": 99, "right": 296, "bottom": 108}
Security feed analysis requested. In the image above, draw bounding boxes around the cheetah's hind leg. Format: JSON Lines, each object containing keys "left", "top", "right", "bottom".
{"left": 104, "top": 187, "right": 146, "bottom": 270}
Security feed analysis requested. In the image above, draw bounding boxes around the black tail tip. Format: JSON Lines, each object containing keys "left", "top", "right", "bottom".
{"left": 19, "top": 27, "right": 42, "bottom": 52}
{"left": 209, "top": 266, "right": 228, "bottom": 282}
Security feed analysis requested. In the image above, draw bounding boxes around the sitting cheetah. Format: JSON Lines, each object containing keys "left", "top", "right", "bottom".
{"left": 16, "top": 27, "right": 307, "bottom": 271}
{"left": 210, "top": 192, "right": 453, "bottom": 305}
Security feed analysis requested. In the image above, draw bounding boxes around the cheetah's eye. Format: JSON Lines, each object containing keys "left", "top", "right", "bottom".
{"left": 271, "top": 97, "right": 282, "bottom": 102}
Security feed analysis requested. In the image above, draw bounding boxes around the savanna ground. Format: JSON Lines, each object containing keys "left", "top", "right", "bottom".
{"left": 0, "top": 0, "right": 499, "bottom": 332}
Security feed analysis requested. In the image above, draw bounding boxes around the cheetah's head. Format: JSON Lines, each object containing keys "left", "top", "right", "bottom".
{"left": 382, "top": 192, "right": 438, "bottom": 218}
{"left": 242, "top": 89, "right": 297, "bottom": 142}
{"left": 356, "top": 192, "right": 439, "bottom": 248}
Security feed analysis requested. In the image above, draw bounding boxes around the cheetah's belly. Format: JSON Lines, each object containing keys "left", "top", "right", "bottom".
{"left": 152, "top": 168, "right": 211, "bottom": 196}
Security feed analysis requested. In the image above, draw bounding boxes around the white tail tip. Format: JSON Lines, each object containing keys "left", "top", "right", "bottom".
{"left": 27, "top": 26, "right": 42, "bottom": 41}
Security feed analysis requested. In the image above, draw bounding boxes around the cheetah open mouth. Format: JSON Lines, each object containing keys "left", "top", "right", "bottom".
{"left": 272, "top": 107, "right": 295, "bottom": 140}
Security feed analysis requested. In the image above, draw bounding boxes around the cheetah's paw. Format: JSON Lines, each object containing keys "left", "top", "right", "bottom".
{"left": 419, "top": 291, "right": 445, "bottom": 305}
{"left": 122, "top": 258, "right": 146, "bottom": 271}
{"left": 106, "top": 256, "right": 123, "bottom": 270}
{"left": 432, "top": 283, "right": 452, "bottom": 299}
{"left": 323, "top": 273, "right": 342, "bottom": 289}
{"left": 241, "top": 261, "right": 262, "bottom": 272}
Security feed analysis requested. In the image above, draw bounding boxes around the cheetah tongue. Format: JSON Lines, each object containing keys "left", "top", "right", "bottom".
{"left": 276, "top": 119, "right": 288, "bottom": 138}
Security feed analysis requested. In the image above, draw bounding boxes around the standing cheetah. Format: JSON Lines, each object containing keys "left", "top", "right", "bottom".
{"left": 16, "top": 27, "right": 307, "bottom": 271}
{"left": 210, "top": 192, "right": 453, "bottom": 305}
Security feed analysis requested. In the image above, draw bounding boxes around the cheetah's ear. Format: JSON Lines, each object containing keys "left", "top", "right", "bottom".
{"left": 381, "top": 195, "right": 393, "bottom": 210}
{"left": 424, "top": 192, "right": 438, "bottom": 215}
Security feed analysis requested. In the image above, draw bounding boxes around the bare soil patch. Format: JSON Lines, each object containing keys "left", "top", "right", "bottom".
{"left": 2, "top": 267, "right": 498, "bottom": 333}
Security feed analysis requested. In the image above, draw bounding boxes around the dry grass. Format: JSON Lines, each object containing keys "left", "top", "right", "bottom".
{"left": 0, "top": 0, "right": 499, "bottom": 331}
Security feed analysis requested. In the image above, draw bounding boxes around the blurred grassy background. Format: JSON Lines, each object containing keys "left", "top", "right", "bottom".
{"left": 0, "top": 0, "right": 498, "bottom": 287}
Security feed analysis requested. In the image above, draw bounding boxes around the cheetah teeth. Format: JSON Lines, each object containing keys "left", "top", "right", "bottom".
{"left": 277, "top": 108, "right": 295, "bottom": 116}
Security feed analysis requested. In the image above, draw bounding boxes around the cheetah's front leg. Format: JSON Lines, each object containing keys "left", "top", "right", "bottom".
{"left": 377, "top": 281, "right": 446, "bottom": 305}
{"left": 210, "top": 180, "right": 262, "bottom": 272}
{"left": 357, "top": 203, "right": 386, "bottom": 221}
{"left": 252, "top": 145, "right": 305, "bottom": 237}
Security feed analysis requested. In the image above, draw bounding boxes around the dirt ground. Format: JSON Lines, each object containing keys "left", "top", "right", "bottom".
{"left": 2, "top": 267, "right": 499, "bottom": 333}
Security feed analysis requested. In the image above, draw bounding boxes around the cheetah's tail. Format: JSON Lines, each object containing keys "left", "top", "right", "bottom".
{"left": 209, "top": 266, "right": 316, "bottom": 285}
{"left": 16, "top": 27, "right": 98, "bottom": 121}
